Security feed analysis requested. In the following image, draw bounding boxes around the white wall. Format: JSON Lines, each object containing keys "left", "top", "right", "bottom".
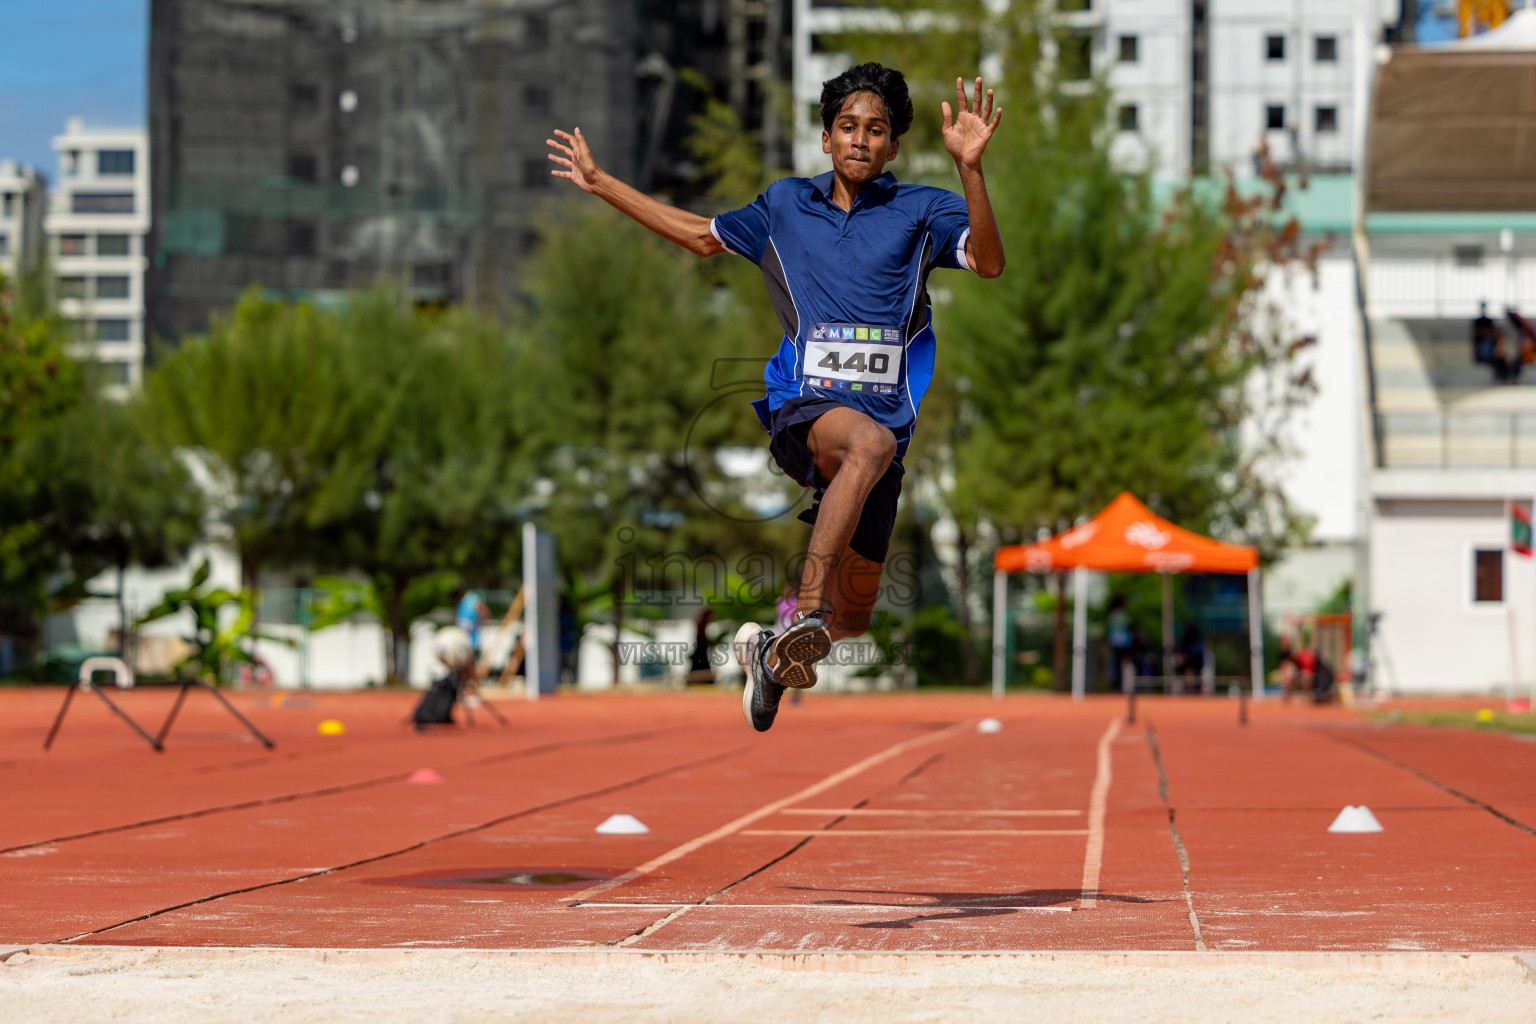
{"left": 1270, "top": 254, "right": 1364, "bottom": 543}
{"left": 1370, "top": 477, "right": 1536, "bottom": 693}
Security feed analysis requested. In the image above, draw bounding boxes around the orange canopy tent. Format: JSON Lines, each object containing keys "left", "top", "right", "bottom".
{"left": 990, "top": 492, "right": 1264, "bottom": 700}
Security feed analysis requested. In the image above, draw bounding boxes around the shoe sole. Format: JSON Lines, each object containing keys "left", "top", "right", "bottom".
{"left": 734, "top": 621, "right": 768, "bottom": 730}
{"left": 772, "top": 620, "right": 832, "bottom": 690}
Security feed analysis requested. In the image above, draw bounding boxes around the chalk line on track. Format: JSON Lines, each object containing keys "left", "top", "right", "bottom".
{"left": 741, "top": 829, "right": 1090, "bottom": 837}
{"left": 569, "top": 719, "right": 974, "bottom": 904}
{"left": 1, "top": 726, "right": 687, "bottom": 857}
{"left": 1078, "top": 717, "right": 1121, "bottom": 910}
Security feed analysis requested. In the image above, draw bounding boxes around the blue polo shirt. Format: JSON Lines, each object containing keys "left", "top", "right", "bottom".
{"left": 710, "top": 171, "right": 973, "bottom": 454}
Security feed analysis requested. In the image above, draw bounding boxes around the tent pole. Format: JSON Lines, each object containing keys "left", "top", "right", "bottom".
{"left": 1161, "top": 574, "right": 1175, "bottom": 685}
{"left": 1248, "top": 567, "right": 1265, "bottom": 702}
{"left": 1071, "top": 567, "right": 1088, "bottom": 701}
{"left": 991, "top": 569, "right": 1007, "bottom": 700}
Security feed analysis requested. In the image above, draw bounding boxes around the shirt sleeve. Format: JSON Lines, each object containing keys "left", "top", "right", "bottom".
{"left": 926, "top": 188, "right": 974, "bottom": 272}
{"left": 710, "top": 189, "right": 772, "bottom": 264}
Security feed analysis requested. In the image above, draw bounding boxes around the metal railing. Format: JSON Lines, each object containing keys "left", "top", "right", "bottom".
{"left": 1368, "top": 256, "right": 1536, "bottom": 319}
{"left": 1377, "top": 409, "right": 1536, "bottom": 468}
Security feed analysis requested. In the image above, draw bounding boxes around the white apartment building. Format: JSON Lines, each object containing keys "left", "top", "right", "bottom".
{"left": 0, "top": 160, "right": 47, "bottom": 280}
{"left": 47, "top": 119, "right": 150, "bottom": 390}
{"left": 791, "top": 1, "right": 1401, "bottom": 179}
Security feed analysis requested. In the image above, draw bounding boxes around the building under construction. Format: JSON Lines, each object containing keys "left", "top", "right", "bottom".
{"left": 148, "top": 0, "right": 789, "bottom": 338}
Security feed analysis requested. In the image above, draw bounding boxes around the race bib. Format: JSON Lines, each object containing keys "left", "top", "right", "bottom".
{"left": 802, "top": 323, "right": 902, "bottom": 394}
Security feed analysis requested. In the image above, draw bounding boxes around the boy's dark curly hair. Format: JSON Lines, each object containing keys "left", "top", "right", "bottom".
{"left": 819, "top": 62, "right": 914, "bottom": 139}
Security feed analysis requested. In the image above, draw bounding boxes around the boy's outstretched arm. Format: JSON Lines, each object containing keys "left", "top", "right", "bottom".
{"left": 546, "top": 127, "right": 725, "bottom": 258}
{"left": 941, "top": 77, "right": 1005, "bottom": 279}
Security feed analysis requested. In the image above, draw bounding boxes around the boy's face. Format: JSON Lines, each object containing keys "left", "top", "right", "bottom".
{"left": 822, "top": 91, "right": 899, "bottom": 183}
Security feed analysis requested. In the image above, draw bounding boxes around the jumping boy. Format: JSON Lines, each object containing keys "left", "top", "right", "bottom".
{"left": 547, "top": 63, "right": 1004, "bottom": 731}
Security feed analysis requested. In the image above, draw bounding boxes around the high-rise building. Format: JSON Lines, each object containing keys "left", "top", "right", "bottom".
{"left": 47, "top": 120, "right": 151, "bottom": 391}
{"left": 0, "top": 161, "right": 47, "bottom": 281}
{"left": 792, "top": 1, "right": 1404, "bottom": 179}
{"left": 147, "top": 0, "right": 790, "bottom": 340}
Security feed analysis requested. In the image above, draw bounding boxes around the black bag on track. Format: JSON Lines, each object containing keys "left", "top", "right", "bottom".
{"left": 413, "top": 673, "right": 461, "bottom": 725}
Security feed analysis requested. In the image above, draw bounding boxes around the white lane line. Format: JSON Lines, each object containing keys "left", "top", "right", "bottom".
{"left": 1079, "top": 717, "right": 1122, "bottom": 909}
{"left": 742, "top": 829, "right": 1090, "bottom": 837}
{"left": 778, "top": 808, "right": 1083, "bottom": 817}
{"left": 578, "top": 903, "right": 1073, "bottom": 913}
{"left": 569, "top": 720, "right": 973, "bottom": 903}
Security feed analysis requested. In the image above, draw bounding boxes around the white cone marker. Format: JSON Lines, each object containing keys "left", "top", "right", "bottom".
{"left": 406, "top": 768, "right": 445, "bottom": 784}
{"left": 977, "top": 718, "right": 1004, "bottom": 733}
{"left": 1327, "top": 805, "right": 1383, "bottom": 833}
{"left": 596, "top": 814, "right": 650, "bottom": 835}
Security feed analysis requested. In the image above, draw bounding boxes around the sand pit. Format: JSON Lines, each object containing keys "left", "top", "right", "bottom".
{"left": 2, "top": 947, "right": 1533, "bottom": 1024}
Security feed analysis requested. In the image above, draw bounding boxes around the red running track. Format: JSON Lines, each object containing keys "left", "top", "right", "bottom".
{"left": 1, "top": 687, "right": 1533, "bottom": 953}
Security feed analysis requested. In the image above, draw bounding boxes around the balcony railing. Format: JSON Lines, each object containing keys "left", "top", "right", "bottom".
{"left": 1368, "top": 256, "right": 1536, "bottom": 319}
{"left": 1377, "top": 409, "right": 1536, "bottom": 468}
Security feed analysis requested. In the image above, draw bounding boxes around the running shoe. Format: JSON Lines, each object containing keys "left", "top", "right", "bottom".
{"left": 769, "top": 611, "right": 832, "bottom": 690}
{"left": 734, "top": 621, "right": 784, "bottom": 733}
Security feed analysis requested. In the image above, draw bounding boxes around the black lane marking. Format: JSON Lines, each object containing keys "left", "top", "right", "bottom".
{"left": 1326, "top": 731, "right": 1536, "bottom": 838}
{"left": 55, "top": 743, "right": 754, "bottom": 944}
{"left": 0, "top": 727, "right": 685, "bottom": 856}
{"left": 1144, "top": 720, "right": 1206, "bottom": 952}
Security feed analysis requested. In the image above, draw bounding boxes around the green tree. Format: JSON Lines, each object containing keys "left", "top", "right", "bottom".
{"left": 0, "top": 265, "right": 84, "bottom": 658}
{"left": 142, "top": 289, "right": 392, "bottom": 630}
{"left": 521, "top": 202, "right": 798, "bottom": 684}
{"left": 307, "top": 294, "right": 532, "bottom": 682}
{"left": 836, "top": 1, "right": 1318, "bottom": 685}
{"left": 23, "top": 396, "right": 203, "bottom": 654}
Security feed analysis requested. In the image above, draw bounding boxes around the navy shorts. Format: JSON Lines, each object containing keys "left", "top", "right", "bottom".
{"left": 766, "top": 396, "right": 905, "bottom": 564}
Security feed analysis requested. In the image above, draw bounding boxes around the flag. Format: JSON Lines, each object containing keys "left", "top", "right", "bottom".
{"left": 1513, "top": 501, "right": 1533, "bottom": 557}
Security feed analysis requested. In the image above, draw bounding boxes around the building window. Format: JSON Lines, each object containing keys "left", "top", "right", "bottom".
{"left": 290, "top": 82, "right": 320, "bottom": 113}
{"left": 0, "top": 233, "right": 8, "bottom": 256}
{"left": 1061, "top": 34, "right": 1093, "bottom": 80}
{"left": 98, "top": 360, "right": 132, "bottom": 386}
{"left": 524, "top": 84, "right": 551, "bottom": 111}
{"left": 1118, "top": 34, "right": 1138, "bottom": 63}
{"left": 1474, "top": 549, "right": 1504, "bottom": 603}
{"left": 96, "top": 233, "right": 130, "bottom": 256}
{"left": 287, "top": 154, "right": 318, "bottom": 183}
{"left": 1454, "top": 244, "right": 1484, "bottom": 267}
{"left": 95, "top": 318, "right": 131, "bottom": 342}
{"left": 59, "top": 234, "right": 88, "bottom": 255}
{"left": 288, "top": 221, "right": 317, "bottom": 256}
{"left": 96, "top": 275, "right": 130, "bottom": 300}
{"left": 97, "top": 150, "right": 135, "bottom": 176}
{"left": 1266, "top": 34, "right": 1286, "bottom": 61}
{"left": 525, "top": 12, "right": 549, "bottom": 46}
{"left": 1265, "top": 104, "right": 1285, "bottom": 130}
{"left": 63, "top": 150, "right": 79, "bottom": 176}
{"left": 1118, "top": 104, "right": 1139, "bottom": 132}
{"left": 1, "top": 192, "right": 12, "bottom": 215}
{"left": 59, "top": 276, "right": 88, "bottom": 299}
{"left": 1315, "top": 35, "right": 1338, "bottom": 62}
{"left": 71, "top": 193, "right": 134, "bottom": 214}
{"left": 523, "top": 158, "right": 549, "bottom": 188}
{"left": 1315, "top": 106, "right": 1338, "bottom": 133}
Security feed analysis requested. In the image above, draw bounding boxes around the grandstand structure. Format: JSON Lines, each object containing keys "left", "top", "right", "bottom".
{"left": 1357, "top": 9, "right": 1536, "bottom": 691}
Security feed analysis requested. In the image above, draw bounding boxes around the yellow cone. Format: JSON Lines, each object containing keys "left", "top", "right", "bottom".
{"left": 318, "top": 719, "right": 346, "bottom": 736}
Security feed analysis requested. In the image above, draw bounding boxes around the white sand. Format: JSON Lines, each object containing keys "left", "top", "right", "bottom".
{"left": 1, "top": 947, "right": 1532, "bottom": 1024}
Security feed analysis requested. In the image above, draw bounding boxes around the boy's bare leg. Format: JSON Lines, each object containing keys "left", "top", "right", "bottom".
{"left": 766, "top": 407, "right": 894, "bottom": 678}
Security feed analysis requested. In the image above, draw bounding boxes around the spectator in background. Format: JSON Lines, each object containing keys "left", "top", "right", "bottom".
{"left": 1106, "top": 596, "right": 1134, "bottom": 692}
{"left": 1176, "top": 622, "right": 1205, "bottom": 691}
{"left": 455, "top": 589, "right": 491, "bottom": 656}
{"left": 1473, "top": 301, "right": 1498, "bottom": 363}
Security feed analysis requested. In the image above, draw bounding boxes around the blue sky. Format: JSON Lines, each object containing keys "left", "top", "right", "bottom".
{"left": 0, "top": 1, "right": 147, "bottom": 180}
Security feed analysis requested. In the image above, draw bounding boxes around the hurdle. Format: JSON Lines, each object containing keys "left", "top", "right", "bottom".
{"left": 155, "top": 674, "right": 275, "bottom": 749}
{"left": 43, "top": 657, "right": 162, "bottom": 752}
